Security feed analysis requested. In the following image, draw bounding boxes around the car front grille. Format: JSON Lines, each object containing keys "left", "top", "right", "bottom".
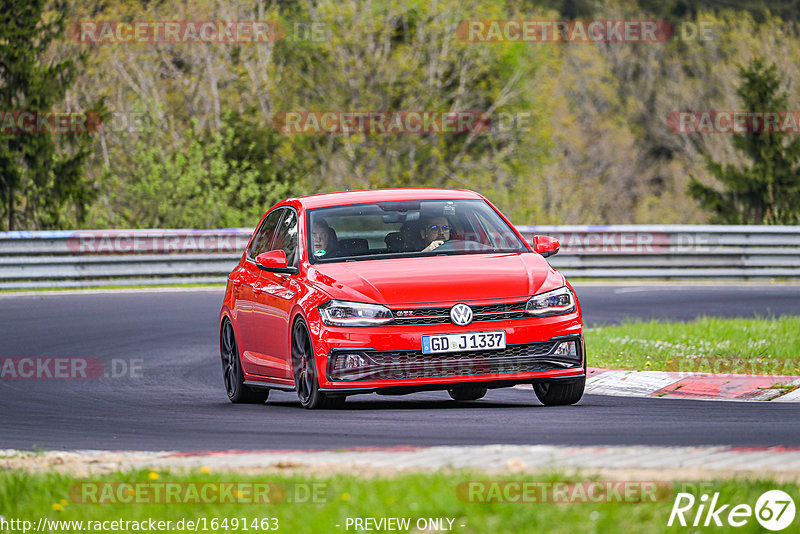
{"left": 391, "top": 301, "right": 529, "bottom": 325}
{"left": 327, "top": 339, "right": 582, "bottom": 381}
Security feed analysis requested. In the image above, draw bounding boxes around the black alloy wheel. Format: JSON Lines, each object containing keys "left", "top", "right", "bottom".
{"left": 221, "top": 318, "right": 268, "bottom": 404}
{"left": 292, "top": 319, "right": 345, "bottom": 409}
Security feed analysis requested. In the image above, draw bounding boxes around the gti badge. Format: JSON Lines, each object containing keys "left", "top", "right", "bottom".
{"left": 450, "top": 303, "right": 473, "bottom": 326}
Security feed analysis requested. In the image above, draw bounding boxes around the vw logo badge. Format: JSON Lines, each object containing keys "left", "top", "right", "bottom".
{"left": 450, "top": 303, "right": 473, "bottom": 326}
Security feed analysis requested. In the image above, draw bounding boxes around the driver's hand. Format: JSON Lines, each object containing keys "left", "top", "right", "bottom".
{"left": 422, "top": 240, "right": 444, "bottom": 252}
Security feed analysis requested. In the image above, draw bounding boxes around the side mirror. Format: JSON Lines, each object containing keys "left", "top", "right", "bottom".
{"left": 533, "top": 235, "right": 560, "bottom": 258}
{"left": 255, "top": 250, "right": 296, "bottom": 273}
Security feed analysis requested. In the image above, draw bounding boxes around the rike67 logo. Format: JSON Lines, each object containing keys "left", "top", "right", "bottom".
{"left": 669, "top": 490, "right": 796, "bottom": 531}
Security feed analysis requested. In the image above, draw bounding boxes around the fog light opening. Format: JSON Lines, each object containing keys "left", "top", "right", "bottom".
{"left": 552, "top": 341, "right": 577, "bottom": 357}
{"left": 330, "top": 351, "right": 375, "bottom": 381}
{"left": 342, "top": 353, "right": 367, "bottom": 369}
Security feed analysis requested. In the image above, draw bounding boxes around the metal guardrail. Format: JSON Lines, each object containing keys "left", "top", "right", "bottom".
{"left": 519, "top": 225, "right": 800, "bottom": 279}
{"left": 0, "top": 229, "right": 249, "bottom": 289}
{"left": 0, "top": 226, "right": 799, "bottom": 289}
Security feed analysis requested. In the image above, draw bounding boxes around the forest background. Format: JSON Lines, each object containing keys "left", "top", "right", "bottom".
{"left": 2, "top": 0, "right": 799, "bottom": 231}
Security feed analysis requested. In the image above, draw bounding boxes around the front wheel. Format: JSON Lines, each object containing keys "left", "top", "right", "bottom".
{"left": 292, "top": 319, "right": 345, "bottom": 409}
{"left": 533, "top": 377, "right": 585, "bottom": 406}
{"left": 220, "top": 318, "right": 269, "bottom": 404}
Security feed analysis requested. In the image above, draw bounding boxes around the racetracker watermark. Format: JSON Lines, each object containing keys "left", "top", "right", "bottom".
{"left": 0, "top": 358, "right": 143, "bottom": 379}
{"left": 272, "top": 111, "right": 491, "bottom": 134}
{"left": 665, "top": 357, "right": 800, "bottom": 377}
{"left": 66, "top": 230, "right": 250, "bottom": 254}
{"left": 457, "top": 481, "right": 673, "bottom": 503}
{"left": 455, "top": 20, "right": 714, "bottom": 43}
{"left": 668, "top": 111, "right": 800, "bottom": 134}
{"left": 520, "top": 230, "right": 723, "bottom": 253}
{"left": 527, "top": 230, "right": 669, "bottom": 253}
{"left": 96, "top": 111, "right": 161, "bottom": 133}
{"left": 0, "top": 111, "right": 102, "bottom": 134}
{"left": 71, "top": 21, "right": 283, "bottom": 44}
{"left": 70, "top": 481, "right": 328, "bottom": 504}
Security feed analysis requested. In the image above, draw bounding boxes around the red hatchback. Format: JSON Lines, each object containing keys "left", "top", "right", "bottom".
{"left": 219, "top": 189, "right": 585, "bottom": 409}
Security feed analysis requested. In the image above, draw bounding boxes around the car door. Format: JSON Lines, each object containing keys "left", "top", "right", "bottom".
{"left": 250, "top": 208, "right": 300, "bottom": 381}
{"left": 237, "top": 208, "right": 286, "bottom": 378}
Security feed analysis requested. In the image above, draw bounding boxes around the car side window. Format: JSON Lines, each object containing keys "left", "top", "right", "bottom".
{"left": 247, "top": 209, "right": 285, "bottom": 260}
{"left": 273, "top": 209, "right": 299, "bottom": 267}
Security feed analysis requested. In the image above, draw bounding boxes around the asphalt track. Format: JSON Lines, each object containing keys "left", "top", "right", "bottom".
{"left": 1, "top": 284, "right": 799, "bottom": 452}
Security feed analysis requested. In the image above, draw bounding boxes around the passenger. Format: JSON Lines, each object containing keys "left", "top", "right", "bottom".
{"left": 312, "top": 219, "right": 337, "bottom": 258}
{"left": 420, "top": 216, "right": 451, "bottom": 252}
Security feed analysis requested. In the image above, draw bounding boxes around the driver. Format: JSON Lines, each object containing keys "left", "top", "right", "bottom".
{"left": 420, "top": 216, "right": 451, "bottom": 252}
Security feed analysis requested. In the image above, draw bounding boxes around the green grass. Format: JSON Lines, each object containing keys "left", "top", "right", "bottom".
{"left": 0, "top": 470, "right": 796, "bottom": 533}
{"left": 587, "top": 316, "right": 800, "bottom": 374}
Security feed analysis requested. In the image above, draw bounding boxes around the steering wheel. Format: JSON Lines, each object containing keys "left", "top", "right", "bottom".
{"left": 431, "top": 239, "right": 492, "bottom": 252}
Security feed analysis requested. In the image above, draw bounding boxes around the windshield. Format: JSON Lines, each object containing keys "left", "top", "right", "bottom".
{"left": 307, "top": 199, "right": 529, "bottom": 263}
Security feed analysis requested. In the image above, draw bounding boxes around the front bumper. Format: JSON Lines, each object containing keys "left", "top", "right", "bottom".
{"left": 327, "top": 336, "right": 582, "bottom": 381}
{"left": 314, "top": 314, "right": 584, "bottom": 389}
{"left": 319, "top": 373, "right": 585, "bottom": 397}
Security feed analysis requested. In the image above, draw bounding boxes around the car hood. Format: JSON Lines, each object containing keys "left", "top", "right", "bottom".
{"left": 306, "top": 253, "right": 565, "bottom": 306}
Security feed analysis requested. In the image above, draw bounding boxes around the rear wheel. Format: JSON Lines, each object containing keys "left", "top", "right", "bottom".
{"left": 448, "top": 387, "right": 488, "bottom": 401}
{"left": 533, "top": 377, "right": 585, "bottom": 406}
{"left": 292, "top": 319, "right": 345, "bottom": 409}
{"left": 220, "top": 319, "right": 268, "bottom": 404}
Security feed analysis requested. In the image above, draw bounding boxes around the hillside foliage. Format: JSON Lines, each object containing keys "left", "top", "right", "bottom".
{"left": 1, "top": 0, "right": 799, "bottom": 229}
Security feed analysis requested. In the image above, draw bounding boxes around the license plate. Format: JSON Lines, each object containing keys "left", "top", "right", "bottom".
{"left": 421, "top": 331, "right": 506, "bottom": 354}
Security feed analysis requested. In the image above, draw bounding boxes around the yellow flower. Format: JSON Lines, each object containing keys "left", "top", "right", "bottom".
{"left": 59, "top": 499, "right": 68, "bottom": 506}
{"left": 148, "top": 472, "right": 159, "bottom": 480}
{"left": 667, "top": 360, "right": 673, "bottom": 364}
{"left": 52, "top": 503, "right": 63, "bottom": 511}
{"left": 235, "top": 491, "right": 245, "bottom": 499}
{"left": 645, "top": 362, "right": 652, "bottom": 366}
{"left": 200, "top": 467, "right": 211, "bottom": 474}
{"left": 341, "top": 492, "right": 351, "bottom": 502}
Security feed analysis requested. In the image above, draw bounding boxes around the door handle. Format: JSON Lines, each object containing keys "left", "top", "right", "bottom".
{"left": 232, "top": 280, "right": 242, "bottom": 287}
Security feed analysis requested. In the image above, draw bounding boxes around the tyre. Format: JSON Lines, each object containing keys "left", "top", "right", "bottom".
{"left": 291, "top": 319, "right": 345, "bottom": 409}
{"left": 448, "top": 387, "right": 488, "bottom": 401}
{"left": 220, "top": 319, "right": 269, "bottom": 404}
{"left": 533, "top": 377, "right": 585, "bottom": 406}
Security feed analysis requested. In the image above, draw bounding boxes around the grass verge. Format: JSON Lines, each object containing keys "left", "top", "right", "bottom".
{"left": 0, "top": 470, "right": 796, "bottom": 533}
{"left": 587, "top": 316, "right": 800, "bottom": 374}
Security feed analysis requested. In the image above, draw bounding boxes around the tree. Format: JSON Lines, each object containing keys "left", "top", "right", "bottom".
{"left": 688, "top": 58, "right": 800, "bottom": 224}
{"left": 267, "top": 0, "right": 555, "bottom": 222}
{"left": 0, "top": 0, "right": 98, "bottom": 230}
{"left": 100, "top": 107, "right": 289, "bottom": 229}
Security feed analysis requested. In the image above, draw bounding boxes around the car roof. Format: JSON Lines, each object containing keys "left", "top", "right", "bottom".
{"left": 289, "top": 188, "right": 484, "bottom": 210}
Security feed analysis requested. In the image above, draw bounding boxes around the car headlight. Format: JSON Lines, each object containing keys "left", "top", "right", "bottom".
{"left": 525, "top": 286, "right": 575, "bottom": 317}
{"left": 318, "top": 300, "right": 394, "bottom": 326}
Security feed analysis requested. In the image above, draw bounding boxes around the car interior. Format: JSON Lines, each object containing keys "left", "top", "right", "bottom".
{"left": 309, "top": 200, "right": 525, "bottom": 261}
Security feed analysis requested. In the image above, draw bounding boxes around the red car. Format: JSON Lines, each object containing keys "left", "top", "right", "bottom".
{"left": 219, "top": 189, "right": 584, "bottom": 409}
